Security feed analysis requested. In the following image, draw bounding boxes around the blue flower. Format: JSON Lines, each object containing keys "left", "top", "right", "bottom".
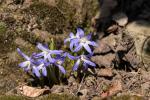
{"left": 17, "top": 48, "right": 50, "bottom": 77}
{"left": 64, "top": 28, "right": 98, "bottom": 53}
{"left": 67, "top": 53, "right": 96, "bottom": 71}
{"left": 34, "top": 62, "right": 48, "bottom": 77}
{"left": 35, "top": 43, "right": 63, "bottom": 62}
{"left": 17, "top": 48, "right": 34, "bottom": 72}
{"left": 50, "top": 53, "right": 67, "bottom": 74}
{"left": 64, "top": 28, "right": 86, "bottom": 51}
{"left": 73, "top": 32, "right": 98, "bottom": 54}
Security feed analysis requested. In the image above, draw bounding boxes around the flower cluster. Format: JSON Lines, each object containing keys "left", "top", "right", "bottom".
{"left": 17, "top": 43, "right": 66, "bottom": 78}
{"left": 17, "top": 28, "right": 97, "bottom": 78}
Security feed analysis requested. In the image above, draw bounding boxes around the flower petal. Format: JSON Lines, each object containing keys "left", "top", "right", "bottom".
{"left": 74, "top": 43, "right": 82, "bottom": 52}
{"left": 64, "top": 38, "right": 70, "bottom": 43}
{"left": 37, "top": 43, "right": 49, "bottom": 52}
{"left": 47, "top": 54, "right": 54, "bottom": 63}
{"left": 32, "top": 66, "right": 41, "bottom": 77}
{"left": 69, "top": 32, "right": 74, "bottom": 38}
{"left": 42, "top": 67, "right": 47, "bottom": 76}
{"left": 83, "top": 43, "right": 92, "bottom": 53}
{"left": 83, "top": 59, "right": 96, "bottom": 67}
{"left": 70, "top": 40, "right": 75, "bottom": 51}
{"left": 34, "top": 52, "right": 45, "bottom": 58}
{"left": 67, "top": 54, "right": 79, "bottom": 60}
{"left": 83, "top": 62, "right": 88, "bottom": 70}
{"left": 73, "top": 59, "right": 80, "bottom": 71}
{"left": 17, "top": 48, "right": 30, "bottom": 60}
{"left": 76, "top": 28, "right": 84, "bottom": 38}
{"left": 86, "top": 33, "right": 92, "bottom": 40}
{"left": 88, "top": 41, "right": 98, "bottom": 47}
{"left": 19, "top": 61, "right": 29, "bottom": 68}
{"left": 57, "top": 65, "right": 66, "bottom": 74}
{"left": 51, "top": 50, "right": 63, "bottom": 54}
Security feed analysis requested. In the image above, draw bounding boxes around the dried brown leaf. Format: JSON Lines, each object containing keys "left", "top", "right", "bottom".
{"left": 18, "top": 85, "right": 50, "bottom": 97}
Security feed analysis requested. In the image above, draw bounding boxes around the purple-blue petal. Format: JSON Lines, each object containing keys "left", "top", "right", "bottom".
{"left": 83, "top": 43, "right": 92, "bottom": 53}
{"left": 73, "top": 59, "right": 80, "bottom": 71}
{"left": 51, "top": 50, "right": 63, "bottom": 54}
{"left": 69, "top": 32, "right": 74, "bottom": 38}
{"left": 76, "top": 28, "right": 84, "bottom": 38}
{"left": 70, "top": 40, "right": 75, "bottom": 51}
{"left": 88, "top": 41, "right": 98, "bottom": 47}
{"left": 34, "top": 52, "right": 45, "bottom": 58}
{"left": 57, "top": 65, "right": 66, "bottom": 74}
{"left": 83, "top": 59, "right": 96, "bottom": 67}
{"left": 47, "top": 54, "right": 54, "bottom": 63}
{"left": 17, "top": 48, "right": 30, "bottom": 60}
{"left": 67, "top": 54, "right": 79, "bottom": 60}
{"left": 37, "top": 43, "right": 49, "bottom": 52}
{"left": 32, "top": 66, "right": 41, "bottom": 77}
{"left": 74, "top": 43, "right": 82, "bottom": 52}
{"left": 19, "top": 61, "right": 28, "bottom": 68}
{"left": 83, "top": 62, "right": 88, "bottom": 70}
{"left": 86, "top": 33, "right": 92, "bottom": 40}
{"left": 42, "top": 67, "right": 47, "bottom": 76}
{"left": 64, "top": 38, "right": 70, "bottom": 44}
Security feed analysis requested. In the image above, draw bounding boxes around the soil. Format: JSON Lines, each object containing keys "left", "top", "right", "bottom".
{"left": 0, "top": 0, "right": 149, "bottom": 100}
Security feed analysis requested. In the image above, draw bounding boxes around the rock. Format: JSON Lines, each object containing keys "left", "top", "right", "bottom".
{"left": 94, "top": 40, "right": 112, "bottom": 54}
{"left": 97, "top": 68, "right": 113, "bottom": 77}
{"left": 91, "top": 53, "right": 115, "bottom": 67}
{"left": 141, "top": 37, "right": 150, "bottom": 70}
{"left": 106, "top": 24, "right": 118, "bottom": 34}
{"left": 126, "top": 20, "right": 150, "bottom": 37}
{"left": 124, "top": 47, "right": 141, "bottom": 68}
{"left": 113, "top": 13, "right": 128, "bottom": 27}
{"left": 126, "top": 20, "right": 150, "bottom": 56}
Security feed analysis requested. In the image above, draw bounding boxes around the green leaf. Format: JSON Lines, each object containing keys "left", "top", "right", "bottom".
{"left": 49, "top": 38, "right": 55, "bottom": 50}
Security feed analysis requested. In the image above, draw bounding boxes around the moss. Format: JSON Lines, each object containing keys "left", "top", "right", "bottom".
{"left": 40, "top": 93, "right": 79, "bottom": 100}
{"left": 0, "top": 95, "right": 28, "bottom": 100}
{"left": 0, "top": 21, "right": 7, "bottom": 34}
{"left": 0, "top": 94, "right": 79, "bottom": 100}
{"left": 111, "top": 95, "right": 143, "bottom": 100}
{"left": 24, "top": 1, "right": 77, "bottom": 34}
{"left": 19, "top": 30, "right": 38, "bottom": 45}
{"left": 0, "top": 30, "right": 17, "bottom": 53}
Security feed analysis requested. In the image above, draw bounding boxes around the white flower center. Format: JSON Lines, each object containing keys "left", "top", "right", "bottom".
{"left": 81, "top": 55, "right": 86, "bottom": 61}
{"left": 26, "top": 61, "right": 31, "bottom": 66}
{"left": 56, "top": 60, "right": 62, "bottom": 65}
{"left": 80, "top": 37, "right": 87, "bottom": 43}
